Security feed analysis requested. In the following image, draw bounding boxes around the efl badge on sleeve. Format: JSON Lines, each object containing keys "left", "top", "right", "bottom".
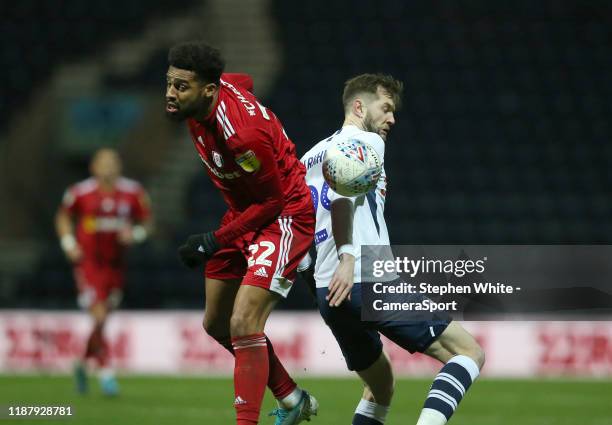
{"left": 212, "top": 151, "right": 224, "bottom": 168}
{"left": 235, "top": 150, "right": 261, "bottom": 173}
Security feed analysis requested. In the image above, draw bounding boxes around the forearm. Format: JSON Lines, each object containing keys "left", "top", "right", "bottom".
{"left": 214, "top": 197, "right": 284, "bottom": 247}
{"left": 331, "top": 198, "right": 355, "bottom": 259}
{"left": 55, "top": 209, "right": 74, "bottom": 238}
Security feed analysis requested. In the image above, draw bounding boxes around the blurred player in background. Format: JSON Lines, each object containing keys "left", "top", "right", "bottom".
{"left": 55, "top": 148, "right": 153, "bottom": 396}
{"left": 165, "top": 41, "right": 317, "bottom": 425}
{"left": 300, "top": 74, "right": 485, "bottom": 425}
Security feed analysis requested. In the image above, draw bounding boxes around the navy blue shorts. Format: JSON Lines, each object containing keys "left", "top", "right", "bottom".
{"left": 316, "top": 283, "right": 451, "bottom": 371}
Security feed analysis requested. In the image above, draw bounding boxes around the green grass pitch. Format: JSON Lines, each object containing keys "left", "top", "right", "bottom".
{"left": 1, "top": 375, "right": 611, "bottom": 424}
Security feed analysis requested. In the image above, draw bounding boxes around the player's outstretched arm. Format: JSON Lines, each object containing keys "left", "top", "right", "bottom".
{"left": 327, "top": 197, "right": 356, "bottom": 307}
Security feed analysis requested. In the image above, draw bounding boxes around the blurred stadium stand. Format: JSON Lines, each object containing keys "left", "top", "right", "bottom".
{"left": 1, "top": 0, "right": 611, "bottom": 308}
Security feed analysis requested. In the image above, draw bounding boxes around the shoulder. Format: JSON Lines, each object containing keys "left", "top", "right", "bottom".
{"left": 71, "top": 177, "right": 98, "bottom": 196}
{"left": 300, "top": 139, "right": 328, "bottom": 163}
{"left": 221, "top": 73, "right": 254, "bottom": 92}
{"left": 350, "top": 129, "right": 385, "bottom": 159}
{"left": 115, "top": 177, "right": 143, "bottom": 194}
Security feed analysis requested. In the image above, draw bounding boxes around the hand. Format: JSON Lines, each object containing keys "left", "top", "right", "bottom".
{"left": 178, "top": 232, "right": 219, "bottom": 269}
{"left": 60, "top": 234, "right": 82, "bottom": 263}
{"left": 118, "top": 225, "right": 135, "bottom": 245}
{"left": 66, "top": 245, "right": 83, "bottom": 263}
{"left": 327, "top": 254, "right": 355, "bottom": 307}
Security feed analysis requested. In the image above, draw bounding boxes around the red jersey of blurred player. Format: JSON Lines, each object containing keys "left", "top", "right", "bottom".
{"left": 186, "top": 73, "right": 313, "bottom": 295}
{"left": 56, "top": 149, "right": 152, "bottom": 308}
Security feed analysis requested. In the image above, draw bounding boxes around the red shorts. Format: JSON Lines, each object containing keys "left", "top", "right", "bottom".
{"left": 74, "top": 261, "right": 124, "bottom": 309}
{"left": 205, "top": 212, "right": 315, "bottom": 297}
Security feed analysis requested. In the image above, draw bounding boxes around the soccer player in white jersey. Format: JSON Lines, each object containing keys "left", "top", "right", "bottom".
{"left": 299, "top": 74, "right": 485, "bottom": 425}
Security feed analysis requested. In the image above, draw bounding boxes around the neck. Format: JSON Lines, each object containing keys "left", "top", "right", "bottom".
{"left": 98, "top": 178, "right": 116, "bottom": 192}
{"left": 343, "top": 115, "right": 365, "bottom": 131}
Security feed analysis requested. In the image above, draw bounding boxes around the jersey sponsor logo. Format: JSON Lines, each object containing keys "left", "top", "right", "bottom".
{"left": 212, "top": 151, "right": 224, "bottom": 168}
{"left": 82, "top": 216, "right": 127, "bottom": 233}
{"left": 235, "top": 150, "right": 261, "bottom": 173}
{"left": 198, "top": 154, "right": 241, "bottom": 180}
{"left": 221, "top": 80, "right": 257, "bottom": 116}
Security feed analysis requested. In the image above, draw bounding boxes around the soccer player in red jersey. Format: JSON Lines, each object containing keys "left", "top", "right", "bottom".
{"left": 55, "top": 148, "right": 153, "bottom": 395}
{"left": 165, "top": 41, "right": 317, "bottom": 425}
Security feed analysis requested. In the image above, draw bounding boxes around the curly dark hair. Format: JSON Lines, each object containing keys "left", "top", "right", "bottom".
{"left": 168, "top": 41, "right": 225, "bottom": 84}
{"left": 342, "top": 73, "right": 404, "bottom": 110}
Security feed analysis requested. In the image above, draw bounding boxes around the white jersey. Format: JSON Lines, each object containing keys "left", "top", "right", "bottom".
{"left": 301, "top": 125, "right": 392, "bottom": 288}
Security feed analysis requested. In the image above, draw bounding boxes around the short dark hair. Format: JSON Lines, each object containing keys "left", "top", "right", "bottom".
{"left": 168, "top": 41, "right": 225, "bottom": 84}
{"left": 342, "top": 73, "right": 404, "bottom": 110}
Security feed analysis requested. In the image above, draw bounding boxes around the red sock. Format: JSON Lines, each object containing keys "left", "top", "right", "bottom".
{"left": 217, "top": 336, "right": 297, "bottom": 399}
{"left": 265, "top": 336, "right": 297, "bottom": 399}
{"left": 84, "top": 326, "right": 103, "bottom": 360}
{"left": 95, "top": 337, "right": 110, "bottom": 367}
{"left": 232, "top": 333, "right": 269, "bottom": 425}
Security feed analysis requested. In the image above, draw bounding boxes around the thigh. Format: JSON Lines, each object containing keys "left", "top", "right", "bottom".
{"left": 316, "top": 285, "right": 383, "bottom": 372}
{"left": 377, "top": 317, "right": 451, "bottom": 354}
{"left": 205, "top": 246, "right": 247, "bottom": 281}
{"left": 204, "top": 277, "right": 241, "bottom": 328}
{"left": 424, "top": 321, "right": 481, "bottom": 363}
{"left": 231, "top": 284, "right": 281, "bottom": 335}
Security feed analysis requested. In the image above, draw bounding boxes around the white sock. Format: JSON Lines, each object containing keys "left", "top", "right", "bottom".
{"left": 417, "top": 355, "right": 480, "bottom": 425}
{"left": 355, "top": 398, "right": 389, "bottom": 424}
{"left": 416, "top": 408, "right": 447, "bottom": 425}
{"left": 278, "top": 387, "right": 303, "bottom": 409}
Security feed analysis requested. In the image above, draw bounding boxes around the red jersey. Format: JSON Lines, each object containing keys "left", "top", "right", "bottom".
{"left": 61, "top": 177, "right": 150, "bottom": 265}
{"left": 186, "top": 73, "right": 313, "bottom": 247}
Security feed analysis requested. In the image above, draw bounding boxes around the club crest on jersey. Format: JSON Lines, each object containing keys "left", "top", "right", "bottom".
{"left": 235, "top": 150, "right": 261, "bottom": 173}
{"left": 101, "top": 198, "right": 115, "bottom": 212}
{"left": 212, "top": 151, "right": 224, "bottom": 168}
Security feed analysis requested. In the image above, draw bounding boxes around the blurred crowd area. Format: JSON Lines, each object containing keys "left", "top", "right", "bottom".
{"left": 0, "top": 0, "right": 611, "bottom": 309}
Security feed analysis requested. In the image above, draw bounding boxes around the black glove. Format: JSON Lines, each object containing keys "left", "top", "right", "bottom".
{"left": 178, "top": 232, "right": 219, "bottom": 269}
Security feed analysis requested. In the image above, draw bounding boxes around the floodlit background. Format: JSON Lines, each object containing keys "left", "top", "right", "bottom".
{"left": 0, "top": 1, "right": 611, "bottom": 424}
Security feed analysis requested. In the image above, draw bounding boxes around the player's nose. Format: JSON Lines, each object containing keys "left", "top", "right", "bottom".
{"left": 387, "top": 113, "right": 396, "bottom": 126}
{"left": 166, "top": 86, "right": 177, "bottom": 100}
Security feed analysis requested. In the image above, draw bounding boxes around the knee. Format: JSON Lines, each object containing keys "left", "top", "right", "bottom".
{"left": 202, "top": 317, "right": 228, "bottom": 341}
{"left": 472, "top": 344, "right": 486, "bottom": 369}
{"left": 230, "top": 311, "right": 260, "bottom": 337}
{"left": 458, "top": 342, "right": 485, "bottom": 370}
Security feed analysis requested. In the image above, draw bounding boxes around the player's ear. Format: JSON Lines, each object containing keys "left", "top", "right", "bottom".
{"left": 353, "top": 98, "right": 366, "bottom": 118}
{"left": 202, "top": 82, "right": 218, "bottom": 98}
